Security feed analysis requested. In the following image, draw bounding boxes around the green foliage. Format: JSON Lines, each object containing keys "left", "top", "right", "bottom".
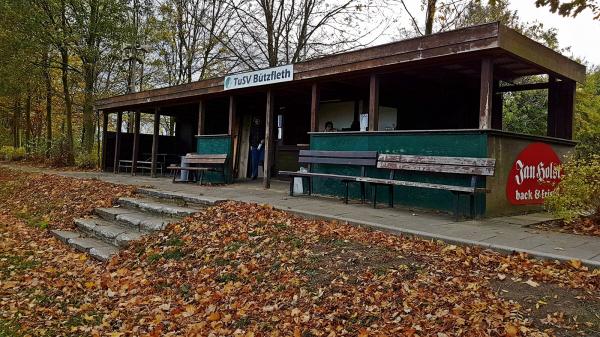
{"left": 0, "top": 146, "right": 26, "bottom": 161}
{"left": 574, "top": 132, "right": 600, "bottom": 160}
{"left": 503, "top": 87, "right": 548, "bottom": 136}
{"left": 545, "top": 154, "right": 600, "bottom": 222}
{"left": 535, "top": 0, "right": 600, "bottom": 19}
{"left": 47, "top": 137, "right": 75, "bottom": 167}
{"left": 75, "top": 151, "right": 97, "bottom": 169}
{"left": 574, "top": 67, "right": 600, "bottom": 146}
{"left": 0, "top": 318, "right": 21, "bottom": 337}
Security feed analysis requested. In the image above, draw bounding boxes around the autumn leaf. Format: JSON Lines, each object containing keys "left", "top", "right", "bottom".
{"left": 569, "top": 259, "right": 582, "bottom": 269}
{"left": 207, "top": 312, "right": 220, "bottom": 322}
{"left": 505, "top": 323, "right": 519, "bottom": 337}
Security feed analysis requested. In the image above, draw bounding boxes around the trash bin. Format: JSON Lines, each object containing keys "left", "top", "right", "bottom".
{"left": 293, "top": 167, "right": 308, "bottom": 194}
{"left": 180, "top": 156, "right": 189, "bottom": 181}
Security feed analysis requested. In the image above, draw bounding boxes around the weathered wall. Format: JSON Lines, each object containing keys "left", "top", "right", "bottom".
{"left": 486, "top": 133, "right": 575, "bottom": 217}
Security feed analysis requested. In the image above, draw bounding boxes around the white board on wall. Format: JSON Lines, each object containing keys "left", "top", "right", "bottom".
{"left": 318, "top": 101, "right": 397, "bottom": 131}
{"left": 318, "top": 101, "right": 354, "bottom": 131}
{"left": 379, "top": 106, "right": 397, "bottom": 131}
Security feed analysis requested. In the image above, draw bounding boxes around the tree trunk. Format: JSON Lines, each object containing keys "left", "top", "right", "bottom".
{"left": 425, "top": 0, "right": 437, "bottom": 35}
{"left": 81, "top": 0, "right": 99, "bottom": 155}
{"left": 60, "top": 0, "right": 74, "bottom": 165}
{"left": 25, "top": 91, "right": 32, "bottom": 152}
{"left": 82, "top": 62, "right": 96, "bottom": 154}
{"left": 12, "top": 97, "right": 21, "bottom": 148}
{"left": 60, "top": 47, "right": 74, "bottom": 165}
{"left": 43, "top": 49, "right": 52, "bottom": 157}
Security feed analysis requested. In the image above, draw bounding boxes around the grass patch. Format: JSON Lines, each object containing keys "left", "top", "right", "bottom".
{"left": 147, "top": 253, "right": 161, "bottom": 264}
{"left": 0, "top": 254, "right": 39, "bottom": 278}
{"left": 225, "top": 242, "right": 242, "bottom": 252}
{"left": 284, "top": 235, "right": 303, "bottom": 248}
{"left": 164, "top": 236, "right": 184, "bottom": 247}
{"left": 64, "top": 311, "right": 102, "bottom": 328}
{"left": 215, "top": 273, "right": 238, "bottom": 283}
{"left": 0, "top": 319, "right": 21, "bottom": 337}
{"left": 162, "top": 249, "right": 185, "bottom": 260}
{"left": 234, "top": 316, "right": 251, "bottom": 329}
{"left": 213, "top": 257, "right": 230, "bottom": 266}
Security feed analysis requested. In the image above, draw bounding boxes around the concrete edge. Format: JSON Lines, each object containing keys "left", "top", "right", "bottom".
{"left": 278, "top": 207, "right": 600, "bottom": 270}
{"left": 123, "top": 187, "right": 600, "bottom": 269}
{"left": 136, "top": 188, "right": 227, "bottom": 206}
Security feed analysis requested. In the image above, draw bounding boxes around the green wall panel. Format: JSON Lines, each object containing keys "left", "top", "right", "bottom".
{"left": 308, "top": 131, "right": 488, "bottom": 215}
{"left": 196, "top": 135, "right": 232, "bottom": 183}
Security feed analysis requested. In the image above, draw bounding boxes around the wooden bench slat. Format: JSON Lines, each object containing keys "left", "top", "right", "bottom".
{"left": 299, "top": 157, "right": 377, "bottom": 166}
{"left": 183, "top": 158, "right": 227, "bottom": 164}
{"left": 299, "top": 150, "right": 378, "bottom": 158}
{"left": 378, "top": 154, "right": 495, "bottom": 167}
{"left": 279, "top": 171, "right": 360, "bottom": 181}
{"left": 168, "top": 167, "right": 210, "bottom": 171}
{"left": 356, "top": 177, "right": 475, "bottom": 193}
{"left": 185, "top": 153, "right": 228, "bottom": 159}
{"left": 378, "top": 162, "right": 495, "bottom": 176}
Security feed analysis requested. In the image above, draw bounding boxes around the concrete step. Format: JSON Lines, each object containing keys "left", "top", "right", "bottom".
{"left": 95, "top": 207, "right": 178, "bottom": 231}
{"left": 74, "top": 218, "right": 148, "bottom": 247}
{"left": 51, "top": 230, "right": 119, "bottom": 262}
{"left": 117, "top": 197, "right": 198, "bottom": 217}
{"left": 53, "top": 194, "right": 200, "bottom": 262}
{"left": 137, "top": 188, "right": 225, "bottom": 206}
{"left": 94, "top": 206, "right": 137, "bottom": 221}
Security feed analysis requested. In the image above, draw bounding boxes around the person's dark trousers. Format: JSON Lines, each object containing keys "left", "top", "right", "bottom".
{"left": 250, "top": 146, "right": 264, "bottom": 179}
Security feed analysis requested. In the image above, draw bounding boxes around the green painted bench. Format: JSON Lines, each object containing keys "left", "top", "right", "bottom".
{"left": 357, "top": 154, "right": 496, "bottom": 219}
{"left": 168, "top": 153, "right": 228, "bottom": 185}
{"left": 279, "top": 150, "right": 378, "bottom": 203}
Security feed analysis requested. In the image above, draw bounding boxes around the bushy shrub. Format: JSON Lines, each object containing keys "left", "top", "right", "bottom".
{"left": 0, "top": 146, "right": 13, "bottom": 160}
{"left": 545, "top": 154, "right": 600, "bottom": 222}
{"left": 574, "top": 131, "right": 600, "bottom": 161}
{"left": 75, "top": 152, "right": 98, "bottom": 169}
{"left": 12, "top": 147, "right": 26, "bottom": 160}
{"left": 47, "top": 137, "right": 74, "bottom": 167}
{"left": 0, "top": 146, "right": 26, "bottom": 161}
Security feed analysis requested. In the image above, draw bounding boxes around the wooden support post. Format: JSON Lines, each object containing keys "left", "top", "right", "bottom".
{"left": 264, "top": 90, "right": 274, "bottom": 189}
{"left": 228, "top": 96, "right": 237, "bottom": 183}
{"left": 310, "top": 83, "right": 319, "bottom": 132}
{"left": 491, "top": 80, "right": 503, "bottom": 130}
{"left": 560, "top": 80, "right": 576, "bottom": 140}
{"left": 101, "top": 110, "right": 108, "bottom": 171}
{"left": 151, "top": 107, "right": 160, "bottom": 177}
{"left": 113, "top": 111, "right": 122, "bottom": 173}
{"left": 197, "top": 100, "right": 205, "bottom": 135}
{"left": 228, "top": 96, "right": 236, "bottom": 136}
{"left": 549, "top": 78, "right": 576, "bottom": 139}
{"left": 368, "top": 74, "right": 379, "bottom": 131}
{"left": 479, "top": 58, "right": 494, "bottom": 129}
{"left": 131, "top": 110, "right": 141, "bottom": 175}
{"left": 547, "top": 76, "right": 559, "bottom": 138}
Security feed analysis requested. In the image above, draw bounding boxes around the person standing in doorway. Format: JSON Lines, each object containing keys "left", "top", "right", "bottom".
{"left": 250, "top": 117, "right": 265, "bottom": 180}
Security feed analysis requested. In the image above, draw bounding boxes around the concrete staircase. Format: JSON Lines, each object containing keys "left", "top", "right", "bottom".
{"left": 51, "top": 192, "right": 205, "bottom": 261}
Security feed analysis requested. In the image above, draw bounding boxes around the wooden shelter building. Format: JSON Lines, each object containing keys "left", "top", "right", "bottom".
{"left": 96, "top": 22, "right": 585, "bottom": 217}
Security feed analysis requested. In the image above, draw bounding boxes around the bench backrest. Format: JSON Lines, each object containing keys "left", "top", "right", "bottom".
{"left": 299, "top": 150, "right": 378, "bottom": 167}
{"left": 183, "top": 153, "right": 227, "bottom": 165}
{"left": 377, "top": 154, "right": 495, "bottom": 176}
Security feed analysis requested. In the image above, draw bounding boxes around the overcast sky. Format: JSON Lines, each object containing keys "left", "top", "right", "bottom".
{"left": 509, "top": 2, "right": 600, "bottom": 66}
{"left": 369, "top": 1, "right": 599, "bottom": 68}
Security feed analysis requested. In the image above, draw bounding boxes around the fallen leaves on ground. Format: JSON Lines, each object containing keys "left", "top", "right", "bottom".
{"left": 0, "top": 169, "right": 599, "bottom": 336}
{"left": 0, "top": 167, "right": 135, "bottom": 230}
{"left": 534, "top": 217, "right": 600, "bottom": 238}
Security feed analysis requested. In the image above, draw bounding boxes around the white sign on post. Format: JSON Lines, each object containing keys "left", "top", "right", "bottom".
{"left": 223, "top": 65, "right": 294, "bottom": 90}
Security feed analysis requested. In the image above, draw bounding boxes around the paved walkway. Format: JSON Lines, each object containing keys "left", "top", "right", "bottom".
{"left": 5, "top": 164, "right": 600, "bottom": 268}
